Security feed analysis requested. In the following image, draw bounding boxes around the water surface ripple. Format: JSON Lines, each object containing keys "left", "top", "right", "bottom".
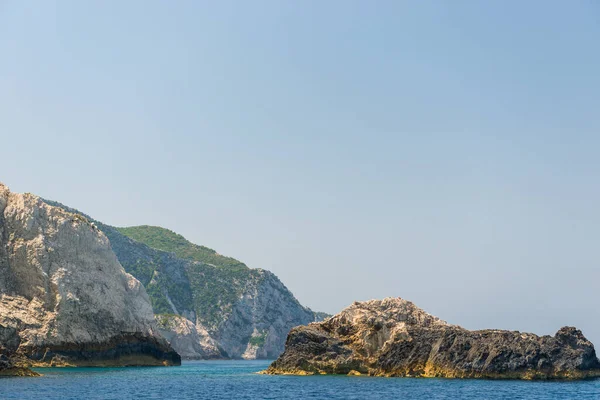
{"left": 1, "top": 360, "right": 599, "bottom": 399}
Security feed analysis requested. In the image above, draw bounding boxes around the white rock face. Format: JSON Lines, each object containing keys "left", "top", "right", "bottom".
{"left": 156, "top": 315, "right": 222, "bottom": 359}
{"left": 211, "top": 269, "right": 324, "bottom": 359}
{"left": 154, "top": 269, "right": 323, "bottom": 360}
{"left": 325, "top": 298, "right": 450, "bottom": 358}
{"left": 0, "top": 183, "right": 179, "bottom": 366}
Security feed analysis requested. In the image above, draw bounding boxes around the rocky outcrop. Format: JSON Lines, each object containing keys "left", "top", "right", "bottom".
{"left": 266, "top": 297, "right": 600, "bottom": 380}
{"left": 0, "top": 184, "right": 180, "bottom": 367}
{"left": 41, "top": 200, "right": 328, "bottom": 360}
{"left": 156, "top": 314, "right": 224, "bottom": 359}
{"left": 0, "top": 324, "right": 37, "bottom": 376}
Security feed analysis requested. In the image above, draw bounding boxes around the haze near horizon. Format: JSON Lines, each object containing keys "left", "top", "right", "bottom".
{"left": 1, "top": 1, "right": 599, "bottom": 344}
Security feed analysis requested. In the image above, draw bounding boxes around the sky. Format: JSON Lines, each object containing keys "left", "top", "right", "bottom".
{"left": 1, "top": 1, "right": 600, "bottom": 344}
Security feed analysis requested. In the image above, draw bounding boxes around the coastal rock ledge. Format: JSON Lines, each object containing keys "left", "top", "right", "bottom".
{"left": 265, "top": 298, "right": 600, "bottom": 380}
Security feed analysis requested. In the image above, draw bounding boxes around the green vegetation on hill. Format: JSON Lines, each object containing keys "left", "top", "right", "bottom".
{"left": 155, "top": 313, "right": 180, "bottom": 329}
{"left": 116, "top": 226, "right": 248, "bottom": 271}
{"left": 40, "top": 200, "right": 326, "bottom": 342}
{"left": 248, "top": 332, "right": 267, "bottom": 347}
{"left": 115, "top": 225, "right": 254, "bottom": 327}
{"left": 186, "top": 262, "right": 255, "bottom": 329}
{"left": 145, "top": 279, "right": 174, "bottom": 315}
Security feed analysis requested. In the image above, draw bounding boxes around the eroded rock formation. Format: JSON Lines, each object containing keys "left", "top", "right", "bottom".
{"left": 266, "top": 297, "right": 600, "bottom": 380}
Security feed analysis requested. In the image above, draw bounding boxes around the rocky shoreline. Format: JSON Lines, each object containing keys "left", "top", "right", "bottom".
{"left": 3, "top": 180, "right": 599, "bottom": 381}
{"left": 265, "top": 298, "right": 600, "bottom": 380}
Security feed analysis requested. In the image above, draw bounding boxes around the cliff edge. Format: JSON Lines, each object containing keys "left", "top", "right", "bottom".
{"left": 0, "top": 183, "right": 180, "bottom": 368}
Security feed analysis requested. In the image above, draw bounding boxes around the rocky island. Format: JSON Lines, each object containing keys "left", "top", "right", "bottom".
{"left": 0, "top": 183, "right": 180, "bottom": 374}
{"left": 265, "top": 297, "right": 600, "bottom": 380}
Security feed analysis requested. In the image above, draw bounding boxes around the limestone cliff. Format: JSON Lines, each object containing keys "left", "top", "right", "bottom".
{"left": 42, "top": 202, "right": 328, "bottom": 360}
{"left": 209, "top": 268, "right": 322, "bottom": 359}
{"left": 105, "top": 240, "right": 327, "bottom": 359}
{"left": 156, "top": 314, "right": 223, "bottom": 359}
{"left": 0, "top": 184, "right": 180, "bottom": 367}
{"left": 266, "top": 297, "right": 600, "bottom": 380}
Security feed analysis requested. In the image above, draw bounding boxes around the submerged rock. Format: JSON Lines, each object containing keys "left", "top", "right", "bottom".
{"left": 266, "top": 297, "right": 600, "bottom": 380}
{"left": 0, "top": 183, "right": 180, "bottom": 368}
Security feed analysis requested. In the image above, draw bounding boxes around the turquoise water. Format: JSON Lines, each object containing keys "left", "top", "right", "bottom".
{"left": 1, "top": 360, "right": 600, "bottom": 399}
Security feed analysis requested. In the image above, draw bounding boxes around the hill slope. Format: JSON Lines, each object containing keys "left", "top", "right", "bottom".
{"left": 43, "top": 200, "right": 327, "bottom": 359}
{"left": 116, "top": 226, "right": 247, "bottom": 271}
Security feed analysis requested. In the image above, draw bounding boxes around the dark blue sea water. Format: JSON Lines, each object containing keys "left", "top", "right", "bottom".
{"left": 1, "top": 360, "right": 600, "bottom": 399}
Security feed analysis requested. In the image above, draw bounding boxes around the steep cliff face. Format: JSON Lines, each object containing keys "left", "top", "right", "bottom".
{"left": 211, "top": 269, "right": 320, "bottom": 359}
{"left": 0, "top": 184, "right": 180, "bottom": 367}
{"left": 106, "top": 234, "right": 326, "bottom": 359}
{"left": 42, "top": 202, "right": 328, "bottom": 360}
{"left": 155, "top": 314, "right": 223, "bottom": 359}
{"left": 266, "top": 298, "right": 600, "bottom": 380}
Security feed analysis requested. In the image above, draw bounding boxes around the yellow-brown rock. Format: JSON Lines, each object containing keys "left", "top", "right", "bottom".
{"left": 265, "top": 298, "right": 600, "bottom": 380}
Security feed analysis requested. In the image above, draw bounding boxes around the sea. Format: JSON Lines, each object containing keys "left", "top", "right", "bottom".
{"left": 1, "top": 360, "right": 600, "bottom": 399}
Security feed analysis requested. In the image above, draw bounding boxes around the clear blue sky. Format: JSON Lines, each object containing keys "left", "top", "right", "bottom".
{"left": 2, "top": 1, "right": 599, "bottom": 344}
